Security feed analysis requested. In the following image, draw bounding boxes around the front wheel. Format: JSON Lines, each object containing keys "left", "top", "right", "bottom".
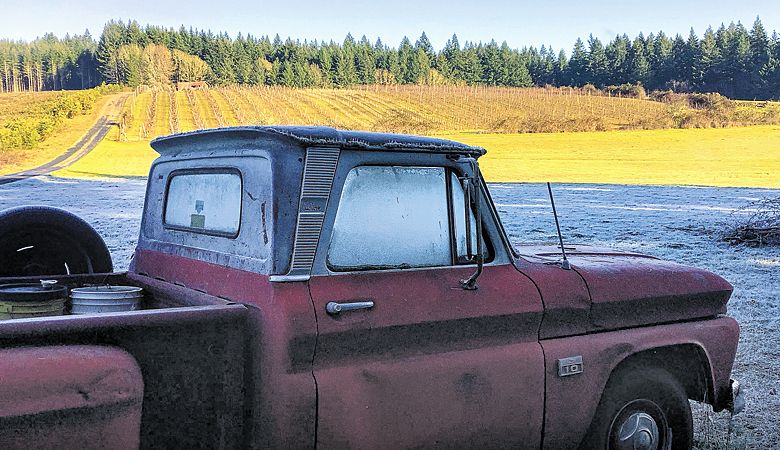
{"left": 582, "top": 367, "right": 693, "bottom": 450}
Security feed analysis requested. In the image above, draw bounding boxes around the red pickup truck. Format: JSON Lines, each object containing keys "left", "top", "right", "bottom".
{"left": 0, "top": 126, "right": 743, "bottom": 450}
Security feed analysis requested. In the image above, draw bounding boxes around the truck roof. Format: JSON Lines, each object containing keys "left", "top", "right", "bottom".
{"left": 150, "top": 126, "right": 486, "bottom": 157}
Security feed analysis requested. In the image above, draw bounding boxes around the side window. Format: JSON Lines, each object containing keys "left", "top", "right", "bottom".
{"left": 164, "top": 171, "right": 242, "bottom": 237}
{"left": 328, "top": 166, "right": 451, "bottom": 270}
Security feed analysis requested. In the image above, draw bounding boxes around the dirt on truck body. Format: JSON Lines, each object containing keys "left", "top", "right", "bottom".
{"left": 0, "top": 126, "right": 743, "bottom": 450}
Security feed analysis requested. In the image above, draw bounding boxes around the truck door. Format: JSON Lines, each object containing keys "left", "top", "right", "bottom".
{"left": 308, "top": 161, "right": 545, "bottom": 448}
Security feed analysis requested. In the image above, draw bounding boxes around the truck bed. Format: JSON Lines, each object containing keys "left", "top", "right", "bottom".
{"left": 0, "top": 272, "right": 250, "bottom": 449}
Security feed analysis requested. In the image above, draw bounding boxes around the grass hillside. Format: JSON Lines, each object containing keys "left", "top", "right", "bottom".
{"left": 1, "top": 85, "right": 778, "bottom": 187}
{"left": 0, "top": 88, "right": 120, "bottom": 173}
{"left": 110, "top": 85, "right": 780, "bottom": 139}
{"left": 112, "top": 85, "right": 722, "bottom": 139}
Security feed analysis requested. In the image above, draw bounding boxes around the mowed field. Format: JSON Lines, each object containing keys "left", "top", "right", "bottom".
{"left": 447, "top": 126, "right": 780, "bottom": 187}
{"left": 48, "top": 85, "right": 780, "bottom": 188}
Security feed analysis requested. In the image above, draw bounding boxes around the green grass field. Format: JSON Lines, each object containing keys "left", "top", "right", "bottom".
{"left": 55, "top": 124, "right": 780, "bottom": 188}
{"left": 444, "top": 126, "right": 780, "bottom": 188}
{"left": 0, "top": 85, "right": 776, "bottom": 187}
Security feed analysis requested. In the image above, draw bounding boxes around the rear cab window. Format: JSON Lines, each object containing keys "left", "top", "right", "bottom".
{"left": 164, "top": 170, "right": 243, "bottom": 237}
{"left": 139, "top": 154, "right": 272, "bottom": 274}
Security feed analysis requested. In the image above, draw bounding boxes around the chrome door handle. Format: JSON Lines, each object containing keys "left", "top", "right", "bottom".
{"left": 326, "top": 301, "right": 374, "bottom": 315}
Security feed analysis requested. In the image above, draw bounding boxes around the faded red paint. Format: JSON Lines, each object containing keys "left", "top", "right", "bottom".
{"left": 514, "top": 258, "right": 592, "bottom": 339}
{"left": 0, "top": 243, "right": 741, "bottom": 450}
{"left": 1, "top": 247, "right": 734, "bottom": 449}
{"left": 0, "top": 345, "right": 143, "bottom": 450}
{"left": 540, "top": 316, "right": 739, "bottom": 449}
{"left": 571, "top": 254, "right": 733, "bottom": 329}
{"left": 310, "top": 264, "right": 545, "bottom": 449}
{"left": 134, "top": 248, "right": 319, "bottom": 449}
{"left": 515, "top": 245, "right": 733, "bottom": 331}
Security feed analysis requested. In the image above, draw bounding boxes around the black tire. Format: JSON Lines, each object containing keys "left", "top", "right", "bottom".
{"left": 0, "top": 206, "right": 113, "bottom": 277}
{"left": 581, "top": 367, "right": 693, "bottom": 450}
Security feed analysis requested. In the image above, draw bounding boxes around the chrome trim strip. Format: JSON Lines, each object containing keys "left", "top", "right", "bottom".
{"left": 269, "top": 274, "right": 311, "bottom": 283}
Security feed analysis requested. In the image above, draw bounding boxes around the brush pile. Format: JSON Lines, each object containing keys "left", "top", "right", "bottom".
{"left": 723, "top": 197, "right": 780, "bottom": 246}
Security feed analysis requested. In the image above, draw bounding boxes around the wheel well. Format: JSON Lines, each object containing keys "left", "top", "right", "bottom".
{"left": 609, "top": 344, "right": 713, "bottom": 404}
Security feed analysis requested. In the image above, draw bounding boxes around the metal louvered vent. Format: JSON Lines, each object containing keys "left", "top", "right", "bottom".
{"left": 301, "top": 148, "right": 341, "bottom": 198}
{"left": 279, "top": 147, "right": 340, "bottom": 281}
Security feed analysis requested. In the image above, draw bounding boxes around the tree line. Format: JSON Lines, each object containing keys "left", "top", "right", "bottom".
{"left": 2, "top": 18, "right": 780, "bottom": 99}
{"left": 1, "top": 32, "right": 100, "bottom": 92}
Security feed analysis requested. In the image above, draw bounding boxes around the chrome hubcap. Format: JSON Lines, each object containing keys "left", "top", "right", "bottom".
{"left": 616, "top": 412, "right": 659, "bottom": 450}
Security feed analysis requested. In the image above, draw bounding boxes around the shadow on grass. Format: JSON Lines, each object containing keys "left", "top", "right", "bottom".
{"left": 53, "top": 170, "right": 148, "bottom": 180}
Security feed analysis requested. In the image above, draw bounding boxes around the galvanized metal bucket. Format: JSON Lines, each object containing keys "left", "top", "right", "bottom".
{"left": 69, "top": 286, "right": 143, "bottom": 314}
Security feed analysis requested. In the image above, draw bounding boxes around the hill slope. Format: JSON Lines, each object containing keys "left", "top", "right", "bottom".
{"left": 118, "top": 85, "right": 677, "bottom": 139}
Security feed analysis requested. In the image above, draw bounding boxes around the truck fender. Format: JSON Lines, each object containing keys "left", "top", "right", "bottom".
{"left": 0, "top": 206, "right": 113, "bottom": 277}
{"left": 540, "top": 317, "right": 739, "bottom": 450}
{"left": 0, "top": 345, "right": 144, "bottom": 450}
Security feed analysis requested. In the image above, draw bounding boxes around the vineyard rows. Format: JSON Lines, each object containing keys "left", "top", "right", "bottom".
{"left": 117, "top": 84, "right": 676, "bottom": 140}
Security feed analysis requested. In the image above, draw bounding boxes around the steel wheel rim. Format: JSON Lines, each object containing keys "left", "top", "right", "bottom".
{"left": 608, "top": 399, "right": 671, "bottom": 450}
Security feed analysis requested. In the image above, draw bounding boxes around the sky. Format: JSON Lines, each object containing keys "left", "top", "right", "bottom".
{"left": 1, "top": 0, "right": 779, "bottom": 53}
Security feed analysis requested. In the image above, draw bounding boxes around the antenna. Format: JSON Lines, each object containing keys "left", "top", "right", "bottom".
{"left": 547, "top": 182, "right": 571, "bottom": 270}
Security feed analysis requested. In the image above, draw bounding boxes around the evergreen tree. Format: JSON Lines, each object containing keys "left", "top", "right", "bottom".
{"left": 374, "top": 38, "right": 389, "bottom": 70}
{"left": 629, "top": 36, "right": 650, "bottom": 86}
{"left": 332, "top": 46, "right": 357, "bottom": 87}
{"left": 355, "top": 37, "right": 375, "bottom": 84}
{"left": 650, "top": 31, "right": 674, "bottom": 89}
{"left": 586, "top": 35, "right": 608, "bottom": 86}
{"left": 460, "top": 43, "right": 482, "bottom": 85}
{"left": 479, "top": 40, "right": 502, "bottom": 85}
{"left": 567, "top": 38, "right": 587, "bottom": 85}
{"left": 116, "top": 43, "right": 145, "bottom": 87}
{"left": 387, "top": 49, "right": 402, "bottom": 83}
{"left": 397, "top": 37, "right": 415, "bottom": 83}
{"left": 749, "top": 17, "right": 771, "bottom": 97}
{"left": 729, "top": 23, "right": 753, "bottom": 97}
{"left": 699, "top": 27, "right": 720, "bottom": 91}
{"left": 554, "top": 49, "right": 568, "bottom": 85}
{"left": 233, "top": 35, "right": 252, "bottom": 84}
{"left": 668, "top": 34, "right": 689, "bottom": 90}
{"left": 685, "top": 29, "right": 703, "bottom": 88}
{"left": 500, "top": 42, "right": 532, "bottom": 87}
{"left": 415, "top": 32, "right": 435, "bottom": 64}
{"left": 441, "top": 34, "right": 463, "bottom": 81}
{"left": 5, "top": 17, "right": 780, "bottom": 98}
{"left": 96, "top": 20, "right": 125, "bottom": 84}
{"left": 605, "top": 35, "right": 630, "bottom": 84}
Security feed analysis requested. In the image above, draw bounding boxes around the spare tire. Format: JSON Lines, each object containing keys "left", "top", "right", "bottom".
{"left": 0, "top": 206, "right": 113, "bottom": 278}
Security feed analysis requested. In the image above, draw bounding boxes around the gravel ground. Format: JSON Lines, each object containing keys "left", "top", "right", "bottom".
{"left": 1, "top": 176, "right": 778, "bottom": 449}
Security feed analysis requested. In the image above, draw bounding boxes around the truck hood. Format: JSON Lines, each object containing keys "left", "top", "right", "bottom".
{"left": 516, "top": 244, "right": 733, "bottom": 330}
